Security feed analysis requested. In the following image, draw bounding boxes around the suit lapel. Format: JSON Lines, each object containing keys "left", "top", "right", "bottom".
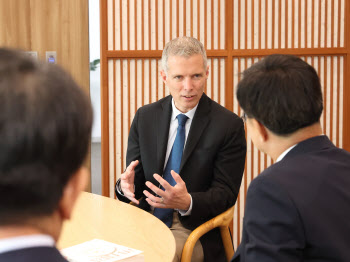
{"left": 156, "top": 96, "right": 172, "bottom": 174}
{"left": 180, "top": 94, "right": 211, "bottom": 172}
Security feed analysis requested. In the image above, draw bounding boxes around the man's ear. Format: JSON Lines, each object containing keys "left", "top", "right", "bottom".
{"left": 58, "top": 167, "right": 88, "bottom": 220}
{"left": 160, "top": 70, "right": 167, "bottom": 84}
{"left": 205, "top": 65, "right": 209, "bottom": 79}
{"left": 252, "top": 118, "right": 269, "bottom": 142}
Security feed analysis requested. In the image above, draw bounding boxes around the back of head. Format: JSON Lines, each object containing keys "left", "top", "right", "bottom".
{"left": 161, "top": 36, "right": 207, "bottom": 73}
{"left": 237, "top": 54, "right": 323, "bottom": 135}
{"left": 0, "top": 48, "right": 93, "bottom": 225}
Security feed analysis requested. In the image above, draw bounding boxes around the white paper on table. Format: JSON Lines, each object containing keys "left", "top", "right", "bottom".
{"left": 61, "top": 239, "right": 144, "bottom": 262}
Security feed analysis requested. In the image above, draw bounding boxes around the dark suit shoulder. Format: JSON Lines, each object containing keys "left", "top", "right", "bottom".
{"left": 202, "top": 94, "right": 240, "bottom": 119}
{"left": 0, "top": 247, "right": 68, "bottom": 262}
{"left": 241, "top": 136, "right": 350, "bottom": 261}
{"left": 235, "top": 171, "right": 306, "bottom": 262}
{"left": 259, "top": 136, "right": 350, "bottom": 183}
{"left": 137, "top": 95, "right": 171, "bottom": 114}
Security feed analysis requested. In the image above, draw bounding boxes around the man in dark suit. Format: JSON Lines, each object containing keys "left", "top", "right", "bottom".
{"left": 0, "top": 48, "right": 92, "bottom": 261}
{"left": 231, "top": 54, "right": 350, "bottom": 261}
{"left": 115, "top": 37, "right": 246, "bottom": 262}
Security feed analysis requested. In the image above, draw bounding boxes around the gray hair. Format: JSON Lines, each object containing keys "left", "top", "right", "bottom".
{"left": 161, "top": 36, "right": 207, "bottom": 73}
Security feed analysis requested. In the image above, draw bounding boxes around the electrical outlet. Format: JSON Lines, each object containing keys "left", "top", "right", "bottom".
{"left": 46, "top": 51, "right": 57, "bottom": 64}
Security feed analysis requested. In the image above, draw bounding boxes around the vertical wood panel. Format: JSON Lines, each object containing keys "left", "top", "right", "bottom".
{"left": 0, "top": 1, "right": 32, "bottom": 48}
{"left": 108, "top": 59, "right": 115, "bottom": 197}
{"left": 225, "top": 0, "right": 234, "bottom": 111}
{"left": 121, "top": 0, "right": 220, "bottom": 50}
{"left": 231, "top": 0, "right": 346, "bottom": 50}
{"left": 23, "top": 0, "right": 89, "bottom": 92}
{"left": 343, "top": 0, "right": 349, "bottom": 151}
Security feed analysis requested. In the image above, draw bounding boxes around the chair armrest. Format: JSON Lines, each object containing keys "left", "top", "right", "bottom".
{"left": 181, "top": 206, "right": 235, "bottom": 262}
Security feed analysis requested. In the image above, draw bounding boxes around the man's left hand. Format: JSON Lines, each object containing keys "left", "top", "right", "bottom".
{"left": 143, "top": 170, "right": 191, "bottom": 211}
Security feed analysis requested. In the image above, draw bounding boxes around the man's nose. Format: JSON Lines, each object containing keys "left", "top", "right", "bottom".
{"left": 183, "top": 77, "right": 193, "bottom": 91}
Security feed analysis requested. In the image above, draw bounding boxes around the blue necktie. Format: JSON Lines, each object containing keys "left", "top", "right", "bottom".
{"left": 153, "top": 114, "right": 188, "bottom": 227}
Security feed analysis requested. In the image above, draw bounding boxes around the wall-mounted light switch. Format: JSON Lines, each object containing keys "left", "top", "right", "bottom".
{"left": 46, "top": 51, "right": 57, "bottom": 64}
{"left": 25, "top": 51, "right": 38, "bottom": 60}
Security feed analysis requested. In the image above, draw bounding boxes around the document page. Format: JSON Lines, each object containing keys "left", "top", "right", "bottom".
{"left": 61, "top": 239, "right": 144, "bottom": 262}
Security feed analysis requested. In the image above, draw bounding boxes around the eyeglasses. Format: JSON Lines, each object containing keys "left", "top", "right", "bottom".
{"left": 241, "top": 112, "right": 247, "bottom": 123}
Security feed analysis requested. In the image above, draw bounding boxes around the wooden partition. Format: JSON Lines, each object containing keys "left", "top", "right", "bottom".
{"left": 0, "top": 0, "right": 90, "bottom": 189}
{"left": 100, "top": 0, "right": 350, "bottom": 247}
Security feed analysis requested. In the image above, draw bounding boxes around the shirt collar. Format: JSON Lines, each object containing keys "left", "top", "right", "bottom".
{"left": 276, "top": 144, "right": 297, "bottom": 162}
{"left": 0, "top": 234, "right": 55, "bottom": 254}
{"left": 275, "top": 135, "right": 326, "bottom": 162}
{"left": 171, "top": 98, "right": 198, "bottom": 121}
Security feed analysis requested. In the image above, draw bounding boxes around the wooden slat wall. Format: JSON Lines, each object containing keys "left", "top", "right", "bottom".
{"left": 101, "top": 0, "right": 349, "bottom": 249}
{"left": 107, "top": 0, "right": 225, "bottom": 51}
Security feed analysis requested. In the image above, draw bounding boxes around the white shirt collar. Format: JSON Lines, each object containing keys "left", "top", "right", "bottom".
{"left": 0, "top": 234, "right": 55, "bottom": 254}
{"left": 275, "top": 135, "right": 326, "bottom": 162}
{"left": 276, "top": 144, "right": 297, "bottom": 162}
{"left": 171, "top": 98, "right": 198, "bottom": 121}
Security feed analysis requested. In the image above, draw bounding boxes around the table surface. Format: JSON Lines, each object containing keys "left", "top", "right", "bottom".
{"left": 58, "top": 192, "right": 176, "bottom": 262}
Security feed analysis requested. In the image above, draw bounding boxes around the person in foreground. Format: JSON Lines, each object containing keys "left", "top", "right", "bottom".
{"left": 115, "top": 36, "right": 246, "bottom": 262}
{"left": 0, "top": 48, "right": 93, "bottom": 261}
{"left": 231, "top": 54, "right": 350, "bottom": 262}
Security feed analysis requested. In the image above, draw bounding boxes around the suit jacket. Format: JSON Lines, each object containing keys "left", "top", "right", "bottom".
{"left": 116, "top": 93, "right": 246, "bottom": 262}
{"left": 232, "top": 135, "right": 350, "bottom": 262}
{"left": 0, "top": 246, "right": 68, "bottom": 262}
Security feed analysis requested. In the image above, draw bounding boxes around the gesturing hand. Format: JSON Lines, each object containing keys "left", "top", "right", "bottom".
{"left": 120, "top": 160, "right": 139, "bottom": 204}
{"left": 143, "top": 170, "right": 191, "bottom": 211}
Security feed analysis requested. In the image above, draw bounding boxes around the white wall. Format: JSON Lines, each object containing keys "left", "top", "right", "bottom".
{"left": 89, "top": 0, "right": 101, "bottom": 142}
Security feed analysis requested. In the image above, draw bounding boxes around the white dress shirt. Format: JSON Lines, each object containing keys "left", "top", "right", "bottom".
{"left": 164, "top": 99, "right": 199, "bottom": 216}
{"left": 164, "top": 99, "right": 198, "bottom": 168}
{"left": 117, "top": 99, "right": 200, "bottom": 214}
{"left": 0, "top": 234, "right": 55, "bottom": 254}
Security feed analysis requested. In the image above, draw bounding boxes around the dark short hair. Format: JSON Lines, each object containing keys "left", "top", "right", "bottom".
{"left": 0, "top": 48, "right": 93, "bottom": 224}
{"left": 236, "top": 54, "right": 323, "bottom": 135}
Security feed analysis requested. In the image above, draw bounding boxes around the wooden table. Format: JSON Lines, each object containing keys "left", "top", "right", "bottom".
{"left": 58, "top": 192, "right": 176, "bottom": 262}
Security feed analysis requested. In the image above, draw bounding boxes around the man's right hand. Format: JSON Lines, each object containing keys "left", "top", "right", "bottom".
{"left": 120, "top": 160, "right": 139, "bottom": 204}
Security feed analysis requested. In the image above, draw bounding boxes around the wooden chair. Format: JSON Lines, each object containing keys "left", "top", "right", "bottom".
{"left": 181, "top": 206, "right": 235, "bottom": 262}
